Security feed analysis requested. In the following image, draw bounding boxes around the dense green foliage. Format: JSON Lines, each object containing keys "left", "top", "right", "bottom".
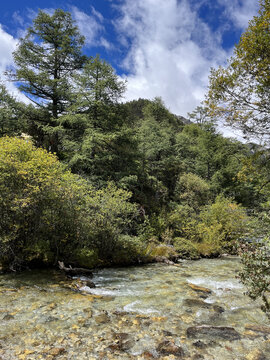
{"left": 0, "top": 137, "right": 146, "bottom": 270}
{"left": 239, "top": 239, "right": 270, "bottom": 318}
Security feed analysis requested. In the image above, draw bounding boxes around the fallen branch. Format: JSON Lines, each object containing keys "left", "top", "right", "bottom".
{"left": 58, "top": 261, "right": 93, "bottom": 277}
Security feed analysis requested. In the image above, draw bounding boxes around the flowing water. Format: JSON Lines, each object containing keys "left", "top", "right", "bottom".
{"left": 0, "top": 256, "right": 269, "bottom": 359}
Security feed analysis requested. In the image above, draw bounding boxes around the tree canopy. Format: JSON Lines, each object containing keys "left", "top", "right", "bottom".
{"left": 206, "top": 0, "right": 270, "bottom": 143}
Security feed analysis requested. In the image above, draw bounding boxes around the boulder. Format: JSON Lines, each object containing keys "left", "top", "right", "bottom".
{"left": 187, "top": 325, "right": 241, "bottom": 341}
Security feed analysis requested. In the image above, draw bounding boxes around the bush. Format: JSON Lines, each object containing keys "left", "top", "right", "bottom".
{"left": 198, "top": 195, "right": 247, "bottom": 254}
{"left": 111, "top": 235, "right": 149, "bottom": 265}
{"left": 167, "top": 196, "right": 247, "bottom": 258}
{"left": 238, "top": 239, "right": 270, "bottom": 318}
{"left": 0, "top": 137, "right": 139, "bottom": 270}
{"left": 173, "top": 237, "right": 200, "bottom": 259}
{"left": 145, "top": 242, "right": 178, "bottom": 261}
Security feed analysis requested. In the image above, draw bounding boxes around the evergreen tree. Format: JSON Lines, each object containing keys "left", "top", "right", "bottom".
{"left": 9, "top": 9, "right": 86, "bottom": 154}
{"left": 60, "top": 56, "right": 138, "bottom": 184}
{"left": 72, "top": 55, "right": 126, "bottom": 129}
{"left": 0, "top": 83, "right": 25, "bottom": 136}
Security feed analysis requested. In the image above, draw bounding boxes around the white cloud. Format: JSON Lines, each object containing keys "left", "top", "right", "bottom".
{"left": 0, "top": 25, "right": 27, "bottom": 101}
{"left": 0, "top": 25, "right": 17, "bottom": 69}
{"left": 115, "top": 0, "right": 257, "bottom": 116}
{"left": 218, "top": 0, "right": 259, "bottom": 29}
{"left": 12, "top": 11, "right": 25, "bottom": 27}
{"left": 71, "top": 6, "right": 110, "bottom": 49}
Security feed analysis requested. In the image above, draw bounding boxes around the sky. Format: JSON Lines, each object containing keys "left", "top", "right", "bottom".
{"left": 0, "top": 0, "right": 259, "bottom": 118}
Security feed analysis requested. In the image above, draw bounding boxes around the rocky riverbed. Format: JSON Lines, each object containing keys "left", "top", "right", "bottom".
{"left": 0, "top": 257, "right": 269, "bottom": 359}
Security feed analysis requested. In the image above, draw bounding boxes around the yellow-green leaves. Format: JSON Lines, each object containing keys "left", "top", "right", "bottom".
{"left": 206, "top": 0, "right": 270, "bottom": 142}
{"left": 0, "top": 137, "right": 140, "bottom": 270}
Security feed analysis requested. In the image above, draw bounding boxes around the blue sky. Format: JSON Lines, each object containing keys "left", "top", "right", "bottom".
{"left": 0, "top": 0, "right": 259, "bottom": 116}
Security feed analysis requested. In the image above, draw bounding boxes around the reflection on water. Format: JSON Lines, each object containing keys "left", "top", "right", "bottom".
{"left": 0, "top": 257, "right": 269, "bottom": 359}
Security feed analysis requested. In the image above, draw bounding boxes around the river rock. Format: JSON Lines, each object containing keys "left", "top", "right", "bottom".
{"left": 94, "top": 313, "right": 110, "bottom": 324}
{"left": 192, "top": 340, "right": 207, "bottom": 349}
{"left": 108, "top": 333, "right": 135, "bottom": 352}
{"left": 3, "top": 314, "right": 14, "bottom": 320}
{"left": 245, "top": 349, "right": 267, "bottom": 360}
{"left": 45, "top": 316, "right": 59, "bottom": 322}
{"left": 83, "top": 308, "right": 92, "bottom": 317}
{"left": 192, "top": 355, "right": 205, "bottom": 360}
{"left": 157, "top": 340, "right": 185, "bottom": 356}
{"left": 141, "top": 351, "right": 155, "bottom": 358}
{"left": 212, "top": 305, "right": 225, "bottom": 313}
{"left": 186, "top": 325, "right": 241, "bottom": 340}
{"left": 183, "top": 299, "right": 224, "bottom": 314}
{"left": 112, "top": 332, "right": 130, "bottom": 341}
{"left": 84, "top": 280, "right": 96, "bottom": 288}
{"left": 183, "top": 299, "right": 211, "bottom": 309}
{"left": 244, "top": 325, "right": 270, "bottom": 335}
{"left": 162, "top": 330, "right": 175, "bottom": 337}
{"left": 187, "top": 283, "right": 212, "bottom": 295}
{"left": 49, "top": 347, "right": 66, "bottom": 356}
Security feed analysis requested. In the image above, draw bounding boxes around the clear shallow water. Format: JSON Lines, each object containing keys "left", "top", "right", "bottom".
{"left": 0, "top": 257, "right": 269, "bottom": 359}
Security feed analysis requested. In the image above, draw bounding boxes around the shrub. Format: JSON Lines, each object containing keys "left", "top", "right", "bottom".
{"left": 0, "top": 137, "right": 139, "bottom": 270}
{"left": 173, "top": 237, "right": 200, "bottom": 259}
{"left": 198, "top": 195, "right": 247, "bottom": 254}
{"left": 238, "top": 239, "right": 270, "bottom": 318}
{"left": 167, "top": 196, "right": 247, "bottom": 258}
{"left": 111, "top": 235, "right": 149, "bottom": 265}
{"left": 145, "top": 242, "right": 178, "bottom": 260}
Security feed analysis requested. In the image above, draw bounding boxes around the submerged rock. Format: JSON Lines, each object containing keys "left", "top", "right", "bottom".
{"left": 192, "top": 355, "right": 205, "bottom": 360}
{"left": 183, "top": 299, "right": 225, "bottom": 314}
{"left": 244, "top": 325, "right": 270, "bottom": 335}
{"left": 108, "top": 333, "right": 135, "bottom": 352}
{"left": 186, "top": 325, "right": 241, "bottom": 341}
{"left": 49, "top": 347, "right": 66, "bottom": 356}
{"left": 212, "top": 305, "right": 225, "bottom": 313}
{"left": 183, "top": 299, "right": 211, "bottom": 308}
{"left": 192, "top": 340, "right": 207, "bottom": 349}
{"left": 2, "top": 314, "right": 14, "bottom": 320}
{"left": 156, "top": 340, "right": 185, "bottom": 356}
{"left": 187, "top": 283, "right": 212, "bottom": 295}
{"left": 94, "top": 313, "right": 110, "bottom": 324}
{"left": 245, "top": 349, "right": 267, "bottom": 360}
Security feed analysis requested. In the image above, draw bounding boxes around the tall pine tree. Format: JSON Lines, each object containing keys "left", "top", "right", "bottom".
{"left": 9, "top": 9, "right": 86, "bottom": 154}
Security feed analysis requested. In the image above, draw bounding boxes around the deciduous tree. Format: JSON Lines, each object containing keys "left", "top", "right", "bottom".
{"left": 206, "top": 0, "right": 270, "bottom": 143}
